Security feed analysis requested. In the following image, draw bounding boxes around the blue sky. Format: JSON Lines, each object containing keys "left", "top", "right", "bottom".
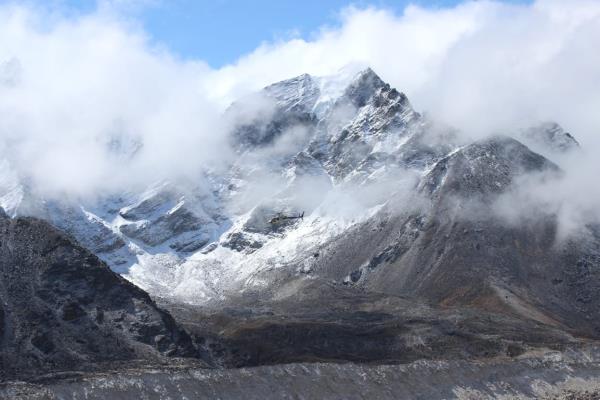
{"left": 48, "top": 0, "right": 532, "bottom": 67}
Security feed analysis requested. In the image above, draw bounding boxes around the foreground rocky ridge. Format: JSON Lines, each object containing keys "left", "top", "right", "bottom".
{"left": 0, "top": 213, "right": 206, "bottom": 381}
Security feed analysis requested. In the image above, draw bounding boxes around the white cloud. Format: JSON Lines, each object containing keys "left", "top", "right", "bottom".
{"left": 209, "top": 1, "right": 600, "bottom": 143}
{"left": 0, "top": 3, "right": 226, "bottom": 198}
{"left": 204, "top": 0, "right": 600, "bottom": 230}
{"left": 0, "top": 0, "right": 599, "bottom": 227}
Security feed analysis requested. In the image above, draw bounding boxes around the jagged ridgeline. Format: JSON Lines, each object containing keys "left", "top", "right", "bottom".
{"left": 0, "top": 67, "right": 464, "bottom": 301}
{"left": 0, "top": 68, "right": 598, "bottom": 387}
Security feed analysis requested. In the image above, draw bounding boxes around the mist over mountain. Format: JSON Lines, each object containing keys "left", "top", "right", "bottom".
{"left": 2, "top": 67, "right": 600, "bottom": 397}
{"left": 1, "top": 1, "right": 600, "bottom": 399}
{"left": 1, "top": 0, "right": 600, "bottom": 204}
{"left": 2, "top": 66, "right": 596, "bottom": 304}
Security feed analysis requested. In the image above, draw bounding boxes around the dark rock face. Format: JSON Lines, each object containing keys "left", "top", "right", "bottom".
{"left": 0, "top": 214, "right": 198, "bottom": 380}
{"left": 44, "top": 202, "right": 126, "bottom": 254}
{"left": 119, "top": 191, "right": 174, "bottom": 220}
{"left": 120, "top": 205, "right": 205, "bottom": 247}
{"left": 421, "top": 136, "right": 559, "bottom": 200}
{"left": 343, "top": 67, "right": 387, "bottom": 108}
{"left": 117, "top": 186, "right": 219, "bottom": 249}
{"left": 221, "top": 232, "right": 263, "bottom": 253}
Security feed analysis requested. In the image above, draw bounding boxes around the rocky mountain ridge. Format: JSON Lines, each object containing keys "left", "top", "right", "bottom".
{"left": 0, "top": 68, "right": 599, "bottom": 399}
{"left": 0, "top": 68, "right": 587, "bottom": 308}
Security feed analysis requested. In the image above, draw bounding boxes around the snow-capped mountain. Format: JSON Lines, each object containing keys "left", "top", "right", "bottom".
{"left": 2, "top": 67, "right": 600, "bottom": 392}
{"left": 0, "top": 69, "right": 441, "bottom": 299}
{"left": 0, "top": 68, "right": 594, "bottom": 323}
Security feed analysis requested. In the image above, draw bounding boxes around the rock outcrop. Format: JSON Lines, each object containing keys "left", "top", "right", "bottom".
{"left": 0, "top": 213, "right": 200, "bottom": 380}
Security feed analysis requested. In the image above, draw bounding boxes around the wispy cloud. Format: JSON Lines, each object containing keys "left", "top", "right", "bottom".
{"left": 0, "top": 3, "right": 225, "bottom": 197}
{"left": 0, "top": 0, "right": 598, "bottom": 227}
{"left": 210, "top": 0, "right": 600, "bottom": 144}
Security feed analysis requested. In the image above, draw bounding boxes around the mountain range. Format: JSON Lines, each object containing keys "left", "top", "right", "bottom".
{"left": 1, "top": 67, "right": 599, "bottom": 398}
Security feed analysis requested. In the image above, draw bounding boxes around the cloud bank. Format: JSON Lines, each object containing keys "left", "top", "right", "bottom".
{"left": 0, "top": 0, "right": 599, "bottom": 224}
{"left": 211, "top": 0, "right": 600, "bottom": 143}
{"left": 0, "top": 3, "right": 225, "bottom": 198}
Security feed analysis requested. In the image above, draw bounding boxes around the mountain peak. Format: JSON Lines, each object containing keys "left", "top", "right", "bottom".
{"left": 264, "top": 72, "right": 314, "bottom": 91}
{"left": 421, "top": 135, "right": 558, "bottom": 198}
{"left": 355, "top": 67, "right": 380, "bottom": 80}
{"left": 343, "top": 67, "right": 387, "bottom": 108}
{"left": 521, "top": 121, "right": 580, "bottom": 153}
{"left": 256, "top": 67, "right": 394, "bottom": 113}
{"left": 263, "top": 73, "right": 320, "bottom": 113}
